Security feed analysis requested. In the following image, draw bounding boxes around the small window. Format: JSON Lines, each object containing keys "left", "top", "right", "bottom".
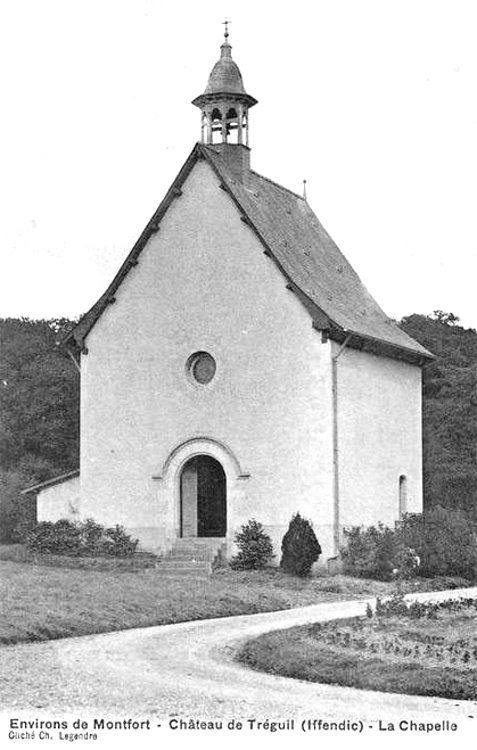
{"left": 187, "top": 352, "right": 216, "bottom": 385}
{"left": 399, "top": 475, "right": 408, "bottom": 517}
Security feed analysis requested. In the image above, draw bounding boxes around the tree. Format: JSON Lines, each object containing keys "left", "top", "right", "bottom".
{"left": 280, "top": 512, "right": 322, "bottom": 576}
{"left": 230, "top": 519, "right": 275, "bottom": 569}
{"left": 399, "top": 313, "right": 477, "bottom": 516}
{"left": 0, "top": 318, "right": 80, "bottom": 540}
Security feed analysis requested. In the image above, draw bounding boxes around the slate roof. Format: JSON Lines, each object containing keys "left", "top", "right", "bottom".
{"left": 21, "top": 469, "right": 80, "bottom": 495}
{"left": 65, "top": 143, "right": 432, "bottom": 364}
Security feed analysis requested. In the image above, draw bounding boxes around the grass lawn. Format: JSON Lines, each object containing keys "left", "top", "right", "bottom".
{"left": 0, "top": 544, "right": 474, "bottom": 647}
{"left": 237, "top": 600, "right": 477, "bottom": 700}
{"left": 0, "top": 556, "right": 387, "bottom": 646}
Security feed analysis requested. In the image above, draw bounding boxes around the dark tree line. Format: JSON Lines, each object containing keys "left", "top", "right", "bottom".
{"left": 0, "top": 318, "right": 79, "bottom": 541}
{"left": 400, "top": 312, "right": 477, "bottom": 516}
{"left": 0, "top": 312, "right": 476, "bottom": 542}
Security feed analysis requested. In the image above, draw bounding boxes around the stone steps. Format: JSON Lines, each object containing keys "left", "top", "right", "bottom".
{"left": 160, "top": 559, "right": 212, "bottom": 568}
{"left": 155, "top": 539, "right": 225, "bottom": 577}
{"left": 166, "top": 553, "right": 214, "bottom": 561}
{"left": 157, "top": 566, "right": 212, "bottom": 577}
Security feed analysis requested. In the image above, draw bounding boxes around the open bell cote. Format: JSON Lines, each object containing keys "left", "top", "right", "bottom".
{"left": 192, "top": 27, "right": 258, "bottom": 148}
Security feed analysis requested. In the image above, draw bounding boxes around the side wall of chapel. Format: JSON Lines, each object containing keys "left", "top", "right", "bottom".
{"left": 335, "top": 343, "right": 423, "bottom": 540}
{"left": 36, "top": 476, "right": 80, "bottom": 524}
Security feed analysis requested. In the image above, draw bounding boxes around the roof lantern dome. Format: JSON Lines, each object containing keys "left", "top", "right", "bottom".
{"left": 192, "top": 21, "right": 257, "bottom": 148}
{"left": 204, "top": 39, "right": 246, "bottom": 96}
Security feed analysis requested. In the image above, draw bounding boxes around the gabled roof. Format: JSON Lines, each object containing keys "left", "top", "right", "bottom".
{"left": 65, "top": 143, "right": 432, "bottom": 364}
{"left": 22, "top": 469, "right": 80, "bottom": 495}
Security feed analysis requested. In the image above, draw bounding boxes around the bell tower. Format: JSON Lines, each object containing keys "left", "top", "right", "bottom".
{"left": 192, "top": 22, "right": 257, "bottom": 156}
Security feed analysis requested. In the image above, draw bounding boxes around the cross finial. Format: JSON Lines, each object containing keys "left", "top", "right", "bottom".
{"left": 222, "top": 18, "right": 231, "bottom": 41}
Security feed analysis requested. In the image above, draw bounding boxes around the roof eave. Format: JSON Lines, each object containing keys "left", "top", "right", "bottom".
{"left": 62, "top": 143, "right": 205, "bottom": 351}
{"left": 192, "top": 92, "right": 258, "bottom": 108}
{"left": 22, "top": 469, "right": 80, "bottom": 495}
{"left": 324, "top": 326, "right": 434, "bottom": 366}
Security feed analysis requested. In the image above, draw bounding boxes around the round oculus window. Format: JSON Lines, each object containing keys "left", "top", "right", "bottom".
{"left": 187, "top": 352, "right": 216, "bottom": 385}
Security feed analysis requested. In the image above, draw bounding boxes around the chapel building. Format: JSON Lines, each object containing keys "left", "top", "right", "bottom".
{"left": 27, "top": 30, "right": 432, "bottom": 565}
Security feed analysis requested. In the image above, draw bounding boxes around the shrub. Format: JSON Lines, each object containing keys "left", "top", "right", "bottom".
{"left": 280, "top": 512, "right": 321, "bottom": 576}
{"left": 230, "top": 519, "right": 275, "bottom": 570}
{"left": 26, "top": 519, "right": 82, "bottom": 556}
{"left": 25, "top": 521, "right": 55, "bottom": 554}
{"left": 80, "top": 518, "right": 106, "bottom": 555}
{"left": 341, "top": 507, "right": 477, "bottom": 582}
{"left": 400, "top": 507, "right": 477, "bottom": 579}
{"left": 102, "top": 525, "right": 139, "bottom": 557}
{"left": 393, "top": 546, "right": 420, "bottom": 580}
{"left": 373, "top": 593, "right": 477, "bottom": 620}
{"left": 25, "top": 519, "right": 138, "bottom": 557}
{"left": 340, "top": 523, "right": 403, "bottom": 581}
{"left": 375, "top": 589, "right": 409, "bottom": 618}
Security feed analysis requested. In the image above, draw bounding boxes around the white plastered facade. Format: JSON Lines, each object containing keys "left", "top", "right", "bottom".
{"left": 77, "top": 159, "right": 335, "bottom": 557}
{"left": 37, "top": 158, "right": 423, "bottom": 562}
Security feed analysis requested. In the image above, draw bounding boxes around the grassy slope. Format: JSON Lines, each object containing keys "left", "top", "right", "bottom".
{"left": 0, "top": 557, "right": 397, "bottom": 646}
{"left": 1, "top": 546, "right": 473, "bottom": 647}
{"left": 238, "top": 608, "right": 477, "bottom": 701}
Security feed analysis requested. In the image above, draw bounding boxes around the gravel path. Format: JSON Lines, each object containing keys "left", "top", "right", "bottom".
{"left": 1, "top": 587, "right": 476, "bottom": 724}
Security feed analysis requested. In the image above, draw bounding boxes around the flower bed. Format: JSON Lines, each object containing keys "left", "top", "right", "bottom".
{"left": 238, "top": 596, "right": 477, "bottom": 699}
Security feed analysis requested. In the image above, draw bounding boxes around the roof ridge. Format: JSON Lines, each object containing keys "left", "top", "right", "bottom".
{"left": 249, "top": 169, "right": 305, "bottom": 201}
{"left": 200, "top": 145, "right": 305, "bottom": 200}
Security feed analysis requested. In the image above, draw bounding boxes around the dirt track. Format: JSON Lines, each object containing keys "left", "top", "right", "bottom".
{"left": 1, "top": 588, "right": 476, "bottom": 725}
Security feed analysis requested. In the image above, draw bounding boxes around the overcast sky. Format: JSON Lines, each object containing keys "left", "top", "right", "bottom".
{"left": 1, "top": 0, "right": 476, "bottom": 329}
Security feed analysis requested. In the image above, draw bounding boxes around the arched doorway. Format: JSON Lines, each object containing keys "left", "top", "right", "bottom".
{"left": 180, "top": 455, "right": 227, "bottom": 537}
